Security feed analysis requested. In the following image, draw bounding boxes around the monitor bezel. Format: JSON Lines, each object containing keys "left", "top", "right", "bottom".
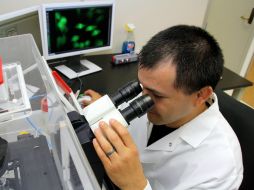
{"left": 39, "top": 0, "right": 115, "bottom": 60}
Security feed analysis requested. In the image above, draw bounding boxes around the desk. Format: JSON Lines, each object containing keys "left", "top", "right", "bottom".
{"left": 216, "top": 67, "right": 253, "bottom": 90}
{"left": 51, "top": 54, "right": 253, "bottom": 95}
{"left": 216, "top": 67, "right": 253, "bottom": 98}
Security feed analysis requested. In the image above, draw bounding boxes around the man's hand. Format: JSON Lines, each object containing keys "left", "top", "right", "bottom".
{"left": 93, "top": 119, "right": 147, "bottom": 190}
{"left": 82, "top": 89, "right": 102, "bottom": 106}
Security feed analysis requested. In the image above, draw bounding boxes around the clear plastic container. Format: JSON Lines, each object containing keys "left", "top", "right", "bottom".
{"left": 0, "top": 34, "right": 100, "bottom": 190}
{"left": 0, "top": 62, "right": 31, "bottom": 123}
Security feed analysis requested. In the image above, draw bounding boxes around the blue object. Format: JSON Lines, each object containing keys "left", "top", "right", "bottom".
{"left": 122, "top": 41, "right": 135, "bottom": 53}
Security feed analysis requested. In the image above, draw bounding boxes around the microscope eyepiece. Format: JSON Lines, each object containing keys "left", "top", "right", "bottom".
{"left": 120, "top": 94, "right": 154, "bottom": 123}
{"left": 110, "top": 80, "right": 142, "bottom": 107}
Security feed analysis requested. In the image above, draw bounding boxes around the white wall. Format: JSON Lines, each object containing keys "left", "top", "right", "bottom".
{"left": 205, "top": 0, "right": 254, "bottom": 74}
{"left": 0, "top": 0, "right": 209, "bottom": 53}
{"left": 113, "top": 0, "right": 209, "bottom": 53}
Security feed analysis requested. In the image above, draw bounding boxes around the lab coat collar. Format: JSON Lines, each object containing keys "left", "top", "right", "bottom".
{"left": 144, "top": 93, "right": 219, "bottom": 152}
{"left": 180, "top": 93, "right": 219, "bottom": 148}
{"left": 144, "top": 127, "right": 181, "bottom": 152}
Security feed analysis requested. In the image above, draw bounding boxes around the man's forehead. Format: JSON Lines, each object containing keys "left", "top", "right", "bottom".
{"left": 138, "top": 65, "right": 176, "bottom": 95}
{"left": 138, "top": 61, "right": 176, "bottom": 79}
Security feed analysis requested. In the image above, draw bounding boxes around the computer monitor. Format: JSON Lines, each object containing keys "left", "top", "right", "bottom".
{"left": 39, "top": 1, "right": 115, "bottom": 79}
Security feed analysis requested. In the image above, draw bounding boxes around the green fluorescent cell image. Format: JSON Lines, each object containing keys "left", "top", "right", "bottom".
{"left": 84, "top": 40, "right": 91, "bottom": 47}
{"left": 73, "top": 41, "right": 91, "bottom": 49}
{"left": 92, "top": 29, "right": 101, "bottom": 36}
{"left": 96, "top": 15, "right": 104, "bottom": 23}
{"left": 76, "top": 23, "right": 85, "bottom": 30}
{"left": 57, "top": 17, "right": 68, "bottom": 33}
{"left": 71, "top": 35, "right": 80, "bottom": 42}
{"left": 95, "top": 40, "right": 104, "bottom": 46}
{"left": 86, "top": 25, "right": 96, "bottom": 32}
{"left": 96, "top": 9, "right": 103, "bottom": 14}
{"left": 76, "top": 9, "right": 81, "bottom": 15}
{"left": 87, "top": 8, "right": 96, "bottom": 19}
{"left": 73, "top": 42, "right": 80, "bottom": 48}
{"left": 57, "top": 35, "right": 67, "bottom": 48}
{"left": 48, "top": 6, "right": 111, "bottom": 53}
{"left": 55, "top": 12, "right": 61, "bottom": 20}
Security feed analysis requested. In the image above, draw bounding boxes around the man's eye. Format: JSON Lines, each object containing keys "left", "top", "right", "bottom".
{"left": 153, "top": 94, "right": 163, "bottom": 98}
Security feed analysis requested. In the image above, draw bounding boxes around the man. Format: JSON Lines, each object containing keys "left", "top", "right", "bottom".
{"left": 84, "top": 25, "right": 243, "bottom": 190}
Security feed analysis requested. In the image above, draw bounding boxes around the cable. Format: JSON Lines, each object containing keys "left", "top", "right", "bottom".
{"left": 77, "top": 76, "right": 83, "bottom": 92}
{"left": 67, "top": 76, "right": 84, "bottom": 93}
{"left": 25, "top": 117, "right": 43, "bottom": 135}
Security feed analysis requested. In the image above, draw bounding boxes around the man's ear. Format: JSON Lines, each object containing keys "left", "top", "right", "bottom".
{"left": 194, "top": 86, "right": 213, "bottom": 106}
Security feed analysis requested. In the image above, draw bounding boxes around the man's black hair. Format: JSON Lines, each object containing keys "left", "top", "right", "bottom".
{"left": 138, "top": 25, "right": 224, "bottom": 94}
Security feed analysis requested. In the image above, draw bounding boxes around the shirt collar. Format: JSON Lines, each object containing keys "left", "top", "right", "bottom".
{"left": 145, "top": 93, "right": 220, "bottom": 151}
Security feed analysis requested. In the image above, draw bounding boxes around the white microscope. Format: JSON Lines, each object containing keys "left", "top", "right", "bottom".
{"left": 68, "top": 80, "right": 154, "bottom": 189}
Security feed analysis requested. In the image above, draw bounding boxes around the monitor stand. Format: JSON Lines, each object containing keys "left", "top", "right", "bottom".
{"left": 53, "top": 55, "right": 102, "bottom": 79}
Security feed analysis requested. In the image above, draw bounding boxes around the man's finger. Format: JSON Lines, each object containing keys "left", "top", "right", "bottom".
{"left": 92, "top": 138, "right": 112, "bottom": 166}
{"left": 84, "top": 89, "right": 102, "bottom": 100}
{"left": 93, "top": 127, "right": 118, "bottom": 160}
{"left": 99, "top": 121, "right": 125, "bottom": 154}
{"left": 81, "top": 99, "right": 92, "bottom": 107}
{"left": 109, "top": 119, "right": 135, "bottom": 148}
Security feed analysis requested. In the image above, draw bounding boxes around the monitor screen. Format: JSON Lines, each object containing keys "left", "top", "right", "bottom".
{"left": 40, "top": 1, "right": 115, "bottom": 60}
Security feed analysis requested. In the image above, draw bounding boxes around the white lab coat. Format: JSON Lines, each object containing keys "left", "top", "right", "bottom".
{"left": 129, "top": 93, "right": 243, "bottom": 190}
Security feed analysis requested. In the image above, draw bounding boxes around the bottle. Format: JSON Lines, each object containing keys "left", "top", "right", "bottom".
{"left": 122, "top": 23, "right": 135, "bottom": 54}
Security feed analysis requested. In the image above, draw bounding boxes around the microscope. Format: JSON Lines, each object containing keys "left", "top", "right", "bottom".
{"left": 68, "top": 80, "right": 154, "bottom": 189}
